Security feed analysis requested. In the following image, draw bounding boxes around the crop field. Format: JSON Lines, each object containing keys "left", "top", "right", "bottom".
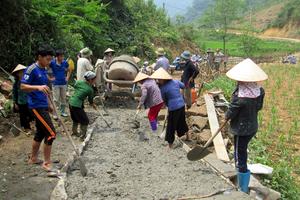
{"left": 203, "top": 63, "right": 300, "bottom": 199}
{"left": 193, "top": 33, "right": 300, "bottom": 57}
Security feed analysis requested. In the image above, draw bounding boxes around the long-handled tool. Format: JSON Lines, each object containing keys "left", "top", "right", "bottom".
{"left": 0, "top": 66, "right": 15, "bottom": 82}
{"left": 93, "top": 95, "right": 109, "bottom": 116}
{"left": 187, "top": 119, "right": 228, "bottom": 161}
{"left": 96, "top": 107, "right": 111, "bottom": 128}
{"left": 134, "top": 109, "right": 140, "bottom": 121}
{"left": 130, "top": 109, "right": 140, "bottom": 129}
{"left": 48, "top": 95, "right": 88, "bottom": 176}
{"left": 9, "top": 122, "right": 30, "bottom": 137}
{"left": 159, "top": 111, "right": 168, "bottom": 139}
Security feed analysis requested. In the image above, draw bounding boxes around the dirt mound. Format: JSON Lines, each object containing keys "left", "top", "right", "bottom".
{"left": 263, "top": 23, "right": 300, "bottom": 39}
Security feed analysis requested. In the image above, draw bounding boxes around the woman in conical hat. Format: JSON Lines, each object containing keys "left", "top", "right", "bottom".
{"left": 134, "top": 72, "right": 164, "bottom": 139}
{"left": 12, "top": 64, "right": 34, "bottom": 135}
{"left": 225, "top": 58, "right": 267, "bottom": 193}
{"left": 151, "top": 68, "right": 190, "bottom": 149}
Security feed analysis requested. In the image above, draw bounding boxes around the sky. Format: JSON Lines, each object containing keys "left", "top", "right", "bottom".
{"left": 153, "top": 0, "right": 193, "bottom": 17}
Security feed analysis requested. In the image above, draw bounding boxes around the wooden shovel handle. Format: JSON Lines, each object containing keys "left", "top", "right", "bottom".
{"left": 134, "top": 109, "right": 140, "bottom": 120}
{"left": 48, "top": 95, "right": 81, "bottom": 157}
{"left": 203, "top": 119, "right": 229, "bottom": 148}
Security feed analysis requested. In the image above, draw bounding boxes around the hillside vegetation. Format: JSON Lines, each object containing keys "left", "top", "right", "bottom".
{"left": 0, "top": 0, "right": 196, "bottom": 71}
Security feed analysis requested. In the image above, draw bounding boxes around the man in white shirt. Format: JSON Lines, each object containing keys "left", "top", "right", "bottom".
{"left": 77, "top": 47, "right": 93, "bottom": 81}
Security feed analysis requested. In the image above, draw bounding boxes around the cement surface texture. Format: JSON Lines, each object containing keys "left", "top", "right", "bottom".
{"left": 66, "top": 98, "right": 252, "bottom": 200}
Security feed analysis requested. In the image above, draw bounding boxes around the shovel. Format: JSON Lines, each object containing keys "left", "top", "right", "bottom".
{"left": 93, "top": 96, "right": 109, "bottom": 116}
{"left": 130, "top": 109, "right": 140, "bottom": 129}
{"left": 96, "top": 107, "right": 112, "bottom": 128}
{"left": 134, "top": 109, "right": 140, "bottom": 121}
{"left": 48, "top": 95, "right": 88, "bottom": 176}
{"left": 187, "top": 119, "right": 228, "bottom": 161}
{"left": 9, "top": 122, "right": 30, "bottom": 137}
{"left": 159, "top": 111, "right": 168, "bottom": 139}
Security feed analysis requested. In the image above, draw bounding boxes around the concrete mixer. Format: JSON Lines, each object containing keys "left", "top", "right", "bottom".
{"left": 95, "top": 55, "right": 140, "bottom": 96}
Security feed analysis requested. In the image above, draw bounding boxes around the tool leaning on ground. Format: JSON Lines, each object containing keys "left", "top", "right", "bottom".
{"left": 9, "top": 122, "right": 30, "bottom": 137}
{"left": 187, "top": 119, "right": 229, "bottom": 161}
{"left": 159, "top": 111, "right": 168, "bottom": 139}
{"left": 95, "top": 106, "right": 112, "bottom": 128}
{"left": 93, "top": 95, "right": 109, "bottom": 116}
{"left": 48, "top": 95, "right": 88, "bottom": 177}
{"left": 134, "top": 109, "right": 140, "bottom": 121}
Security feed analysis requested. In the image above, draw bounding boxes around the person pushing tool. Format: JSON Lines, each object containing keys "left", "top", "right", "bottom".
{"left": 150, "top": 68, "right": 190, "bottom": 149}
{"left": 225, "top": 58, "right": 267, "bottom": 193}
{"left": 21, "top": 45, "right": 58, "bottom": 172}
{"left": 69, "top": 71, "right": 97, "bottom": 141}
{"left": 133, "top": 72, "right": 164, "bottom": 138}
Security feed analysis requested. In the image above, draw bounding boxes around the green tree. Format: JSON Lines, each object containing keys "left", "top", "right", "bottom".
{"left": 201, "top": 0, "right": 244, "bottom": 51}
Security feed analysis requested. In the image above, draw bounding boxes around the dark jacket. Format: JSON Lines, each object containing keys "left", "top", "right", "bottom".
{"left": 181, "top": 60, "right": 199, "bottom": 88}
{"left": 225, "top": 87, "right": 265, "bottom": 136}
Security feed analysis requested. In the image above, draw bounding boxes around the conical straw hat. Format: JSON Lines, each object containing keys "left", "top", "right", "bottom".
{"left": 150, "top": 67, "right": 172, "bottom": 80}
{"left": 133, "top": 72, "right": 149, "bottom": 83}
{"left": 226, "top": 58, "right": 268, "bottom": 82}
{"left": 12, "top": 64, "right": 26, "bottom": 74}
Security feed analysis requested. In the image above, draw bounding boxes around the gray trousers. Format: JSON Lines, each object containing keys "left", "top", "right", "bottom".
{"left": 53, "top": 85, "right": 67, "bottom": 107}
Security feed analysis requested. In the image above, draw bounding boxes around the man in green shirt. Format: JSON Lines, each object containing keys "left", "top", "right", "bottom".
{"left": 69, "top": 71, "right": 97, "bottom": 140}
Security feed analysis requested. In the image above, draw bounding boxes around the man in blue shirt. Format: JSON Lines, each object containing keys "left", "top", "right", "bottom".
{"left": 154, "top": 48, "right": 170, "bottom": 71}
{"left": 21, "top": 45, "right": 57, "bottom": 172}
{"left": 50, "top": 49, "right": 70, "bottom": 118}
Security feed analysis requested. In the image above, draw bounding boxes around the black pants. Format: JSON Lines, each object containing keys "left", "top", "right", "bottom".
{"left": 32, "top": 108, "right": 56, "bottom": 145}
{"left": 69, "top": 105, "right": 89, "bottom": 125}
{"left": 18, "top": 104, "right": 33, "bottom": 129}
{"left": 166, "top": 106, "right": 189, "bottom": 144}
{"left": 234, "top": 135, "right": 254, "bottom": 173}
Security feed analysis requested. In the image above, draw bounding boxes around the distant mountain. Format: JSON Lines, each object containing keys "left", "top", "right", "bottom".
{"left": 153, "top": 0, "right": 193, "bottom": 17}
{"left": 184, "top": 0, "right": 214, "bottom": 22}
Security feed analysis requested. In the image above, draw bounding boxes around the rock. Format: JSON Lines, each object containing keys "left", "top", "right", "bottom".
{"left": 50, "top": 179, "right": 67, "bottom": 200}
{"left": 188, "top": 116, "right": 208, "bottom": 131}
{"left": 0, "top": 81, "right": 13, "bottom": 96}
{"left": 186, "top": 104, "right": 207, "bottom": 117}
{"left": 195, "top": 129, "right": 211, "bottom": 144}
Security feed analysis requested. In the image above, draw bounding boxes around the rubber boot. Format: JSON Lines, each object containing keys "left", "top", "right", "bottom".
{"left": 238, "top": 170, "right": 251, "bottom": 193}
{"left": 80, "top": 125, "right": 88, "bottom": 141}
{"left": 72, "top": 123, "right": 79, "bottom": 136}
{"left": 60, "top": 105, "right": 68, "bottom": 117}
{"left": 150, "top": 120, "right": 157, "bottom": 132}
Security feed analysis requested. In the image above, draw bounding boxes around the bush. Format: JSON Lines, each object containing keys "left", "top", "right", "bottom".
{"left": 237, "top": 33, "right": 262, "bottom": 57}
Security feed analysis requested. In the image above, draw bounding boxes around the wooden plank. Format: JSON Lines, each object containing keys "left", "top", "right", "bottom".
{"left": 203, "top": 154, "right": 236, "bottom": 179}
{"left": 204, "top": 94, "right": 230, "bottom": 161}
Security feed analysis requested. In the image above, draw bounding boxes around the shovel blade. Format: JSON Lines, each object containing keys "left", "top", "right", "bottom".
{"left": 160, "top": 130, "right": 166, "bottom": 139}
{"left": 187, "top": 146, "right": 211, "bottom": 161}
